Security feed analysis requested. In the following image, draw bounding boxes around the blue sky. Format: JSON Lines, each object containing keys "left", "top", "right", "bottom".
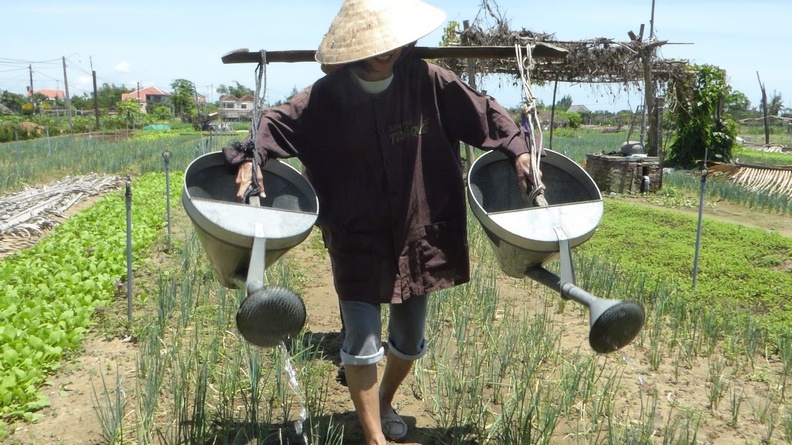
{"left": 2, "top": 0, "right": 789, "bottom": 113}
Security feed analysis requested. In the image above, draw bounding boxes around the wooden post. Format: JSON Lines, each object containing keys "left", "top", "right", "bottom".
{"left": 628, "top": 25, "right": 665, "bottom": 157}
{"left": 462, "top": 21, "right": 478, "bottom": 174}
{"left": 655, "top": 96, "right": 664, "bottom": 190}
{"left": 641, "top": 29, "right": 656, "bottom": 156}
{"left": 549, "top": 77, "right": 559, "bottom": 150}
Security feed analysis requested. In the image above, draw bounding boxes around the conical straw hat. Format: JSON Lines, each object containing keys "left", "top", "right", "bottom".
{"left": 316, "top": 0, "right": 446, "bottom": 65}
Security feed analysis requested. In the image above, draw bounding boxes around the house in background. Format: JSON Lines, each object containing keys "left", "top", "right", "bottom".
{"left": 27, "top": 89, "right": 69, "bottom": 115}
{"left": 567, "top": 104, "right": 593, "bottom": 125}
{"left": 29, "top": 89, "right": 65, "bottom": 102}
{"left": 121, "top": 86, "right": 171, "bottom": 113}
{"left": 567, "top": 104, "right": 591, "bottom": 114}
{"left": 218, "top": 94, "right": 254, "bottom": 121}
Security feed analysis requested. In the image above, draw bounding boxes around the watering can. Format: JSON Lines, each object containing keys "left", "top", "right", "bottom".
{"left": 182, "top": 152, "right": 319, "bottom": 347}
{"left": 467, "top": 150, "right": 644, "bottom": 353}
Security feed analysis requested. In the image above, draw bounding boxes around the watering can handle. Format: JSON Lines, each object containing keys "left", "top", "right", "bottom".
{"left": 533, "top": 192, "right": 548, "bottom": 207}
{"left": 527, "top": 157, "right": 546, "bottom": 207}
{"left": 525, "top": 166, "right": 547, "bottom": 207}
{"left": 243, "top": 159, "right": 265, "bottom": 204}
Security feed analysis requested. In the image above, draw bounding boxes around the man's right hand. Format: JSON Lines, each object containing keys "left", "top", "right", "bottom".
{"left": 235, "top": 160, "right": 266, "bottom": 202}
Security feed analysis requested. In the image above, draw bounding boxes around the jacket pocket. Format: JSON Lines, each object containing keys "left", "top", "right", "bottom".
{"left": 416, "top": 221, "right": 468, "bottom": 280}
{"left": 324, "top": 230, "right": 378, "bottom": 284}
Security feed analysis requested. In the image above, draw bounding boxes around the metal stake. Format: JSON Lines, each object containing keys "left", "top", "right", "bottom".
{"left": 125, "top": 177, "right": 133, "bottom": 329}
{"left": 692, "top": 166, "right": 708, "bottom": 290}
{"left": 162, "top": 150, "right": 172, "bottom": 251}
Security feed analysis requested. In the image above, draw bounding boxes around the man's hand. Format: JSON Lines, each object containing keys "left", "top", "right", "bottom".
{"left": 514, "top": 152, "right": 546, "bottom": 204}
{"left": 235, "top": 160, "right": 266, "bottom": 202}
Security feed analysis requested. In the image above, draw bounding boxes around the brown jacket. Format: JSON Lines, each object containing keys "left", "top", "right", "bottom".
{"left": 224, "top": 58, "right": 529, "bottom": 304}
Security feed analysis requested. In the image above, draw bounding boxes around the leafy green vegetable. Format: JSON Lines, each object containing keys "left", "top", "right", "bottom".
{"left": 0, "top": 172, "right": 181, "bottom": 420}
{"left": 579, "top": 198, "right": 792, "bottom": 337}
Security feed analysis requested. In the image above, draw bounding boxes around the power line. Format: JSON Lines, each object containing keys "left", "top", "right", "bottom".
{"left": 0, "top": 57, "right": 61, "bottom": 65}
{"left": 0, "top": 67, "right": 30, "bottom": 73}
{"left": 0, "top": 56, "right": 128, "bottom": 96}
{"left": 65, "top": 59, "right": 93, "bottom": 77}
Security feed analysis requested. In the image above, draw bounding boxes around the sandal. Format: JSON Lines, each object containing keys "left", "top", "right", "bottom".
{"left": 381, "top": 411, "right": 408, "bottom": 441}
{"left": 335, "top": 364, "right": 347, "bottom": 386}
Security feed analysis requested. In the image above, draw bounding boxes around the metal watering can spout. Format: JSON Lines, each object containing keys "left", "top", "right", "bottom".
{"left": 586, "top": 295, "right": 645, "bottom": 354}
{"left": 467, "top": 149, "right": 645, "bottom": 353}
{"left": 235, "top": 282, "right": 306, "bottom": 347}
{"left": 525, "top": 232, "right": 644, "bottom": 354}
{"left": 182, "top": 153, "right": 318, "bottom": 347}
{"left": 230, "top": 223, "right": 307, "bottom": 348}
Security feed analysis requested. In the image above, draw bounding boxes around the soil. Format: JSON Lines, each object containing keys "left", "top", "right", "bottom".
{"left": 4, "top": 186, "right": 792, "bottom": 444}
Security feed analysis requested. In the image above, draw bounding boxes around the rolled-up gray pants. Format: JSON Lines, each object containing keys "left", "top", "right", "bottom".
{"left": 339, "top": 294, "right": 428, "bottom": 366}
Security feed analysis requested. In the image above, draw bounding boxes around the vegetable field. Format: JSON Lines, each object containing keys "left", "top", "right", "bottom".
{"left": 1, "top": 130, "right": 792, "bottom": 444}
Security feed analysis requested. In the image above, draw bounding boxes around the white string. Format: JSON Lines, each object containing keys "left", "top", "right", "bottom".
{"left": 515, "top": 43, "right": 545, "bottom": 201}
{"left": 241, "top": 50, "right": 268, "bottom": 199}
{"left": 251, "top": 50, "right": 267, "bottom": 145}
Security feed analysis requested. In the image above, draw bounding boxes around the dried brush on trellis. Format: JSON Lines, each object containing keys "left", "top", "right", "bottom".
{"left": 435, "top": 0, "right": 692, "bottom": 95}
{"left": 708, "top": 163, "right": 792, "bottom": 198}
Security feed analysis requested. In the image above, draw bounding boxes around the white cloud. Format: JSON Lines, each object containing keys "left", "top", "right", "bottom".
{"left": 115, "top": 62, "right": 131, "bottom": 73}
{"left": 72, "top": 75, "right": 94, "bottom": 95}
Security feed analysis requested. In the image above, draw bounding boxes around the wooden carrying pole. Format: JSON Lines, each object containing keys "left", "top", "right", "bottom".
{"left": 221, "top": 43, "right": 568, "bottom": 65}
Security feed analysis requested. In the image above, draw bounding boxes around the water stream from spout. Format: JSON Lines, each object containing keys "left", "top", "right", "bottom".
{"left": 279, "top": 340, "right": 309, "bottom": 444}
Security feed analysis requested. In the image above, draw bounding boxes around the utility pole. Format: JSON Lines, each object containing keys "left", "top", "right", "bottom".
{"left": 90, "top": 57, "right": 100, "bottom": 132}
{"left": 62, "top": 57, "right": 73, "bottom": 134}
{"left": 92, "top": 70, "right": 100, "bottom": 131}
{"left": 86, "top": 56, "right": 100, "bottom": 132}
{"left": 28, "top": 65, "right": 35, "bottom": 112}
{"left": 136, "top": 81, "right": 140, "bottom": 130}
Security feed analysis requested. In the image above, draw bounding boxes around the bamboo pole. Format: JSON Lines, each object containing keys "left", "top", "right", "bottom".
{"left": 220, "top": 43, "right": 569, "bottom": 65}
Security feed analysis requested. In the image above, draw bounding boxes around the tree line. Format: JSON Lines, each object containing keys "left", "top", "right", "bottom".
{"left": 0, "top": 80, "right": 255, "bottom": 120}
{"left": 0, "top": 80, "right": 258, "bottom": 139}
{"left": 1, "top": 69, "right": 789, "bottom": 171}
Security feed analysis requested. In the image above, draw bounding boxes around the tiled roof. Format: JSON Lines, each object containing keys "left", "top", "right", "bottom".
{"left": 568, "top": 104, "right": 591, "bottom": 113}
{"left": 31, "top": 89, "right": 65, "bottom": 100}
{"left": 121, "top": 86, "right": 171, "bottom": 102}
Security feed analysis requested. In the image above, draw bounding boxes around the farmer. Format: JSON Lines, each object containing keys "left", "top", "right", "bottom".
{"left": 223, "top": 0, "right": 545, "bottom": 442}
